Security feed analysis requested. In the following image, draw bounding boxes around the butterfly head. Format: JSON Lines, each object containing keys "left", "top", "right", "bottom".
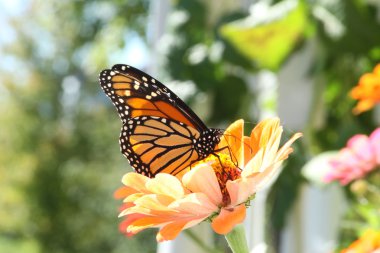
{"left": 210, "top": 128, "right": 224, "bottom": 142}
{"left": 194, "top": 128, "right": 224, "bottom": 159}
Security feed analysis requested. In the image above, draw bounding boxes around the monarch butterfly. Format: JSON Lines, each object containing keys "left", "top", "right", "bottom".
{"left": 99, "top": 64, "right": 224, "bottom": 178}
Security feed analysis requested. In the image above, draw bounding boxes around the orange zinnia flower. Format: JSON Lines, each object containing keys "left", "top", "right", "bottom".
{"left": 115, "top": 118, "right": 302, "bottom": 242}
{"left": 350, "top": 64, "right": 380, "bottom": 114}
{"left": 341, "top": 229, "right": 380, "bottom": 253}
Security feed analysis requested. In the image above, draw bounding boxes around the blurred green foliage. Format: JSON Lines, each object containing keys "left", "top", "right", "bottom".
{"left": 220, "top": 1, "right": 308, "bottom": 70}
{"left": 1, "top": 0, "right": 380, "bottom": 252}
{"left": 164, "top": 0, "right": 380, "bottom": 250}
{"left": 0, "top": 1, "right": 156, "bottom": 253}
{"left": 335, "top": 170, "right": 380, "bottom": 250}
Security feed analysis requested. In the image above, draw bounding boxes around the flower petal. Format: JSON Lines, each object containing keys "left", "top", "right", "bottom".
{"left": 169, "top": 193, "right": 218, "bottom": 215}
{"left": 156, "top": 221, "right": 188, "bottom": 242}
{"left": 211, "top": 205, "right": 246, "bottom": 235}
{"left": 242, "top": 148, "right": 264, "bottom": 177}
{"left": 352, "top": 99, "right": 375, "bottom": 115}
{"left": 250, "top": 118, "right": 284, "bottom": 174}
{"left": 114, "top": 186, "right": 137, "bottom": 199}
{"left": 182, "top": 164, "right": 223, "bottom": 205}
{"left": 250, "top": 118, "right": 281, "bottom": 157}
{"left": 122, "top": 173, "right": 149, "bottom": 192}
{"left": 123, "top": 192, "right": 145, "bottom": 203}
{"left": 226, "top": 176, "right": 258, "bottom": 206}
{"left": 146, "top": 173, "right": 185, "bottom": 200}
{"left": 350, "top": 64, "right": 380, "bottom": 114}
{"left": 119, "top": 213, "right": 146, "bottom": 236}
{"left": 248, "top": 161, "right": 283, "bottom": 193}
{"left": 374, "top": 63, "right": 380, "bottom": 76}
{"left": 243, "top": 136, "right": 252, "bottom": 166}
{"left": 133, "top": 194, "right": 176, "bottom": 212}
{"left": 218, "top": 119, "right": 244, "bottom": 167}
{"left": 156, "top": 217, "right": 208, "bottom": 242}
{"left": 370, "top": 128, "right": 380, "bottom": 163}
{"left": 275, "top": 132, "right": 303, "bottom": 161}
{"left": 128, "top": 216, "right": 171, "bottom": 234}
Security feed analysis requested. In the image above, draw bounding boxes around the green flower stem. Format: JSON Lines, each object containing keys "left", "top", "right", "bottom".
{"left": 224, "top": 224, "right": 249, "bottom": 253}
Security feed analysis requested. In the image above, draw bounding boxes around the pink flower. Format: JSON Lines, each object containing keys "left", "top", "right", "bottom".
{"left": 325, "top": 128, "right": 380, "bottom": 185}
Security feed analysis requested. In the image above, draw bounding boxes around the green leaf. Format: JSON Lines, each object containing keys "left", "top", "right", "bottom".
{"left": 219, "top": 0, "right": 307, "bottom": 70}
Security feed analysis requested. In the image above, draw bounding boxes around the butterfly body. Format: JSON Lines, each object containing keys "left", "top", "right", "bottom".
{"left": 99, "top": 64, "right": 223, "bottom": 177}
{"left": 193, "top": 128, "right": 224, "bottom": 158}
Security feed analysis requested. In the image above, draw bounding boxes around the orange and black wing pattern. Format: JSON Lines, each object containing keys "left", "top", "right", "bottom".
{"left": 99, "top": 64, "right": 222, "bottom": 177}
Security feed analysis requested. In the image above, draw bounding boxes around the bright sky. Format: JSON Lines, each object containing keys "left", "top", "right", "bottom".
{"left": 0, "top": 0, "right": 149, "bottom": 68}
{"left": 111, "top": 33, "right": 149, "bottom": 70}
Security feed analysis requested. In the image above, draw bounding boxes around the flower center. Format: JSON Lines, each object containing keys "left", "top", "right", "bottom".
{"left": 201, "top": 153, "right": 241, "bottom": 206}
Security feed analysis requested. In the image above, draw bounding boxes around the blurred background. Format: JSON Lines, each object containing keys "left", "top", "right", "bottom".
{"left": 1, "top": 0, "right": 380, "bottom": 252}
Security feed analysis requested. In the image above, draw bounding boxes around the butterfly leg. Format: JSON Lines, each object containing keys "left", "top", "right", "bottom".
{"left": 210, "top": 152, "right": 225, "bottom": 170}
{"left": 213, "top": 145, "right": 241, "bottom": 170}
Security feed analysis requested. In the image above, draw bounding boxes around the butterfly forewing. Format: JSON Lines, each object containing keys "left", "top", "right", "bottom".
{"left": 99, "top": 64, "right": 222, "bottom": 177}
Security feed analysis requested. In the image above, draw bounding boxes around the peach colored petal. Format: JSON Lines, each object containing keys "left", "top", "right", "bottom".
{"left": 250, "top": 118, "right": 280, "bottom": 156}
{"left": 169, "top": 193, "right": 218, "bottom": 215}
{"left": 128, "top": 216, "right": 171, "bottom": 234}
{"left": 182, "top": 216, "right": 212, "bottom": 230}
{"left": 119, "top": 205, "right": 149, "bottom": 217}
{"left": 275, "top": 133, "right": 303, "bottom": 161}
{"left": 156, "top": 216, "right": 210, "bottom": 242}
{"left": 243, "top": 136, "right": 252, "bottom": 166}
{"left": 156, "top": 221, "right": 188, "bottom": 242}
{"left": 218, "top": 119, "right": 244, "bottom": 166}
{"left": 182, "top": 164, "right": 223, "bottom": 206}
{"left": 119, "top": 202, "right": 135, "bottom": 212}
{"left": 226, "top": 177, "right": 256, "bottom": 206}
{"left": 242, "top": 148, "right": 264, "bottom": 177}
{"left": 248, "top": 161, "right": 283, "bottom": 193}
{"left": 146, "top": 173, "right": 185, "bottom": 200}
{"left": 121, "top": 205, "right": 174, "bottom": 217}
{"left": 211, "top": 205, "right": 246, "bottom": 235}
{"left": 123, "top": 192, "right": 145, "bottom": 203}
{"left": 122, "top": 173, "right": 149, "bottom": 192}
{"left": 119, "top": 213, "right": 146, "bottom": 236}
{"left": 261, "top": 130, "right": 282, "bottom": 167}
{"left": 250, "top": 118, "right": 283, "bottom": 173}
{"left": 133, "top": 194, "right": 176, "bottom": 212}
{"left": 114, "top": 186, "right": 137, "bottom": 199}
{"left": 158, "top": 217, "right": 206, "bottom": 242}
{"left": 243, "top": 132, "right": 301, "bottom": 178}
